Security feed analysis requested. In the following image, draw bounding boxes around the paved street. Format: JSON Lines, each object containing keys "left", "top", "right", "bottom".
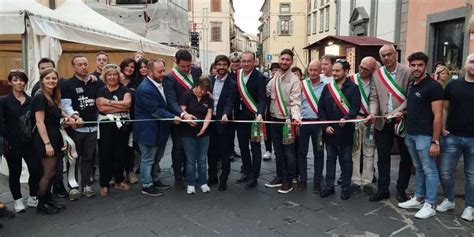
{"left": 0, "top": 140, "right": 473, "bottom": 237}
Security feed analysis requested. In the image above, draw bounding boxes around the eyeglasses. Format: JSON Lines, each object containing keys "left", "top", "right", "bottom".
{"left": 104, "top": 64, "right": 118, "bottom": 69}
{"left": 10, "top": 69, "right": 25, "bottom": 73}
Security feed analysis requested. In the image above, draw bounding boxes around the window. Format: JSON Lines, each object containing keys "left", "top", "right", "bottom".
{"left": 312, "top": 12, "right": 317, "bottom": 34}
{"left": 211, "top": 0, "right": 221, "bottom": 12}
{"left": 211, "top": 22, "right": 222, "bottom": 41}
{"left": 280, "top": 3, "right": 290, "bottom": 13}
{"left": 320, "top": 0, "right": 324, "bottom": 6}
{"left": 307, "top": 15, "right": 311, "bottom": 35}
{"left": 313, "top": 0, "right": 318, "bottom": 9}
{"left": 319, "top": 8, "right": 324, "bottom": 32}
{"left": 307, "top": 0, "right": 311, "bottom": 12}
{"left": 116, "top": 0, "right": 158, "bottom": 4}
{"left": 277, "top": 18, "right": 292, "bottom": 36}
{"left": 433, "top": 19, "right": 464, "bottom": 73}
{"left": 325, "top": 6, "right": 330, "bottom": 31}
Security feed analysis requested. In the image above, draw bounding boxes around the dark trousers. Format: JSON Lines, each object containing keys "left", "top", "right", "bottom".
{"left": 264, "top": 122, "right": 273, "bottom": 152}
{"left": 375, "top": 121, "right": 412, "bottom": 193}
{"left": 297, "top": 123, "right": 324, "bottom": 183}
{"left": 98, "top": 123, "right": 128, "bottom": 187}
{"left": 236, "top": 122, "right": 262, "bottom": 180}
{"left": 208, "top": 122, "right": 231, "bottom": 183}
{"left": 171, "top": 125, "right": 186, "bottom": 179}
{"left": 271, "top": 118, "right": 296, "bottom": 183}
{"left": 325, "top": 144, "right": 352, "bottom": 192}
{"left": 5, "top": 144, "right": 41, "bottom": 199}
{"left": 70, "top": 130, "right": 97, "bottom": 187}
{"left": 229, "top": 122, "right": 237, "bottom": 153}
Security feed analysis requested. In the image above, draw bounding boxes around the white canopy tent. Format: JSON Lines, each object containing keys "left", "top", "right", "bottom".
{"left": 0, "top": 0, "right": 177, "bottom": 92}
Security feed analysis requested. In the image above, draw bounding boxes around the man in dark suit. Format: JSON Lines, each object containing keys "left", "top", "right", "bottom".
{"left": 207, "top": 55, "right": 237, "bottom": 191}
{"left": 163, "top": 49, "right": 198, "bottom": 190}
{"left": 235, "top": 51, "right": 266, "bottom": 190}
{"left": 135, "top": 59, "right": 181, "bottom": 197}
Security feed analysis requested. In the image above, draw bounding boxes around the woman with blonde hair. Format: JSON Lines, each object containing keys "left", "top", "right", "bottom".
{"left": 32, "top": 68, "right": 68, "bottom": 214}
{"left": 96, "top": 64, "right": 133, "bottom": 196}
{"left": 434, "top": 65, "right": 451, "bottom": 88}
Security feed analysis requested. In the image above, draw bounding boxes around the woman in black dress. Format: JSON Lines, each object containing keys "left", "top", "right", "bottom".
{"left": 2, "top": 70, "right": 41, "bottom": 213}
{"left": 32, "top": 68, "right": 67, "bottom": 214}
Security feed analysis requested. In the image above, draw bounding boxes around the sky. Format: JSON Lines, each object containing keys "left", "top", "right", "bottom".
{"left": 233, "top": 0, "right": 265, "bottom": 35}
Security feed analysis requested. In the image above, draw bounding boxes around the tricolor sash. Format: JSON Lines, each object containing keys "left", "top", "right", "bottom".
{"left": 301, "top": 78, "right": 319, "bottom": 113}
{"left": 274, "top": 74, "right": 295, "bottom": 144}
{"left": 376, "top": 67, "right": 406, "bottom": 103}
{"left": 327, "top": 80, "right": 350, "bottom": 115}
{"left": 171, "top": 67, "right": 193, "bottom": 90}
{"left": 350, "top": 73, "right": 369, "bottom": 115}
{"left": 236, "top": 69, "right": 258, "bottom": 113}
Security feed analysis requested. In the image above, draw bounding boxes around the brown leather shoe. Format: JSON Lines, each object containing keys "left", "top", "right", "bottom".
{"left": 313, "top": 183, "right": 322, "bottom": 194}
{"left": 174, "top": 178, "right": 185, "bottom": 190}
{"left": 297, "top": 181, "right": 307, "bottom": 191}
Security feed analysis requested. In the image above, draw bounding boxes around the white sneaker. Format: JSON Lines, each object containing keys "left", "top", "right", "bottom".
{"left": 187, "top": 186, "right": 196, "bottom": 194}
{"left": 436, "top": 198, "right": 455, "bottom": 212}
{"left": 82, "top": 185, "right": 96, "bottom": 198}
{"left": 200, "top": 184, "right": 211, "bottom": 193}
{"left": 14, "top": 198, "right": 26, "bottom": 213}
{"left": 27, "top": 196, "right": 38, "bottom": 208}
{"left": 461, "top": 206, "right": 473, "bottom": 222}
{"left": 398, "top": 196, "right": 424, "bottom": 209}
{"left": 415, "top": 203, "right": 436, "bottom": 219}
{"left": 263, "top": 151, "right": 272, "bottom": 160}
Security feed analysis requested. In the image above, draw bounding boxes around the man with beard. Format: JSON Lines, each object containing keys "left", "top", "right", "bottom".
{"left": 234, "top": 51, "right": 266, "bottom": 190}
{"left": 318, "top": 59, "right": 360, "bottom": 200}
{"left": 163, "top": 49, "right": 198, "bottom": 190}
{"left": 207, "top": 55, "right": 237, "bottom": 191}
{"left": 265, "top": 49, "right": 302, "bottom": 194}
{"left": 367, "top": 45, "right": 413, "bottom": 203}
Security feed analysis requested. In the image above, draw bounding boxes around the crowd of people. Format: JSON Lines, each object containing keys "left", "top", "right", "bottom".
{"left": 0, "top": 45, "right": 472, "bottom": 225}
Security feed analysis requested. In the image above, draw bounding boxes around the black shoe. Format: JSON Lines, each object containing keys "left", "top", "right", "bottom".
{"left": 0, "top": 206, "right": 15, "bottom": 219}
{"left": 245, "top": 180, "right": 258, "bottom": 190}
{"left": 350, "top": 183, "right": 361, "bottom": 194}
{"left": 341, "top": 191, "right": 351, "bottom": 200}
{"left": 396, "top": 191, "right": 409, "bottom": 202}
{"left": 369, "top": 190, "right": 390, "bottom": 202}
{"left": 218, "top": 183, "right": 227, "bottom": 191}
{"left": 236, "top": 174, "right": 249, "bottom": 184}
{"left": 47, "top": 199, "right": 65, "bottom": 210}
{"left": 153, "top": 180, "right": 171, "bottom": 190}
{"left": 320, "top": 189, "right": 335, "bottom": 198}
{"left": 36, "top": 202, "right": 59, "bottom": 215}
{"left": 363, "top": 185, "right": 375, "bottom": 196}
{"left": 53, "top": 184, "right": 68, "bottom": 198}
{"left": 141, "top": 187, "right": 163, "bottom": 197}
{"left": 207, "top": 177, "right": 219, "bottom": 186}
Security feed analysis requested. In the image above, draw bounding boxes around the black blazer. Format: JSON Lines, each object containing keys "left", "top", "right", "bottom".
{"left": 234, "top": 69, "right": 266, "bottom": 120}
{"left": 318, "top": 78, "right": 360, "bottom": 146}
{"left": 163, "top": 68, "right": 199, "bottom": 116}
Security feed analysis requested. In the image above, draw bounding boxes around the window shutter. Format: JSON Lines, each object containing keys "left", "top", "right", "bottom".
{"left": 277, "top": 20, "right": 281, "bottom": 35}
{"left": 289, "top": 21, "right": 293, "bottom": 35}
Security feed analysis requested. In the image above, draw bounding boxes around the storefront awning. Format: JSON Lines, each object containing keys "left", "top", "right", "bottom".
{"left": 304, "top": 36, "right": 394, "bottom": 49}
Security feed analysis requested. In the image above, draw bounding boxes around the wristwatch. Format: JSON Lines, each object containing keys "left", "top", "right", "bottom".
{"left": 431, "top": 140, "right": 440, "bottom": 145}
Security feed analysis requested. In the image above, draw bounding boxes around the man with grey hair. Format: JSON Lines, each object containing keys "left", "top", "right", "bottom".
{"left": 367, "top": 45, "right": 413, "bottom": 203}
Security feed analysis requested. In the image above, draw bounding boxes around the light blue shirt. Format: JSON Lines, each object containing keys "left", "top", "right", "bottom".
{"left": 386, "top": 65, "right": 398, "bottom": 113}
{"left": 212, "top": 74, "right": 227, "bottom": 115}
{"left": 301, "top": 78, "right": 326, "bottom": 119}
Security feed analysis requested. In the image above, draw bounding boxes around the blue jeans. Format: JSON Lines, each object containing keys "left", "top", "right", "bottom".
{"left": 325, "top": 144, "right": 352, "bottom": 192}
{"left": 271, "top": 121, "right": 297, "bottom": 183}
{"left": 297, "top": 123, "right": 324, "bottom": 183}
{"left": 404, "top": 134, "right": 439, "bottom": 204}
{"left": 139, "top": 143, "right": 166, "bottom": 188}
{"left": 440, "top": 134, "right": 474, "bottom": 207}
{"left": 183, "top": 136, "right": 209, "bottom": 186}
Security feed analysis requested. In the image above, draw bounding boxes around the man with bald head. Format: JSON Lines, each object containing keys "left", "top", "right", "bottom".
{"left": 367, "top": 45, "right": 413, "bottom": 202}
{"left": 296, "top": 60, "right": 326, "bottom": 192}
{"left": 349, "top": 57, "right": 377, "bottom": 195}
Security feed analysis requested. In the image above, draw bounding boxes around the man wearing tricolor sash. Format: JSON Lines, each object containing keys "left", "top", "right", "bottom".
{"left": 296, "top": 60, "right": 326, "bottom": 193}
{"left": 234, "top": 51, "right": 266, "bottom": 190}
{"left": 349, "top": 57, "right": 377, "bottom": 196}
{"left": 264, "top": 49, "right": 302, "bottom": 194}
{"left": 163, "top": 49, "right": 199, "bottom": 190}
{"left": 318, "top": 59, "right": 360, "bottom": 200}
{"left": 367, "top": 45, "right": 413, "bottom": 203}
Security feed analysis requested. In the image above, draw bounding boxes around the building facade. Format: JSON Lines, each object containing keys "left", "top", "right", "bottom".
{"left": 306, "top": 0, "right": 337, "bottom": 62}
{"left": 405, "top": 0, "right": 473, "bottom": 76}
{"left": 260, "top": 0, "right": 308, "bottom": 69}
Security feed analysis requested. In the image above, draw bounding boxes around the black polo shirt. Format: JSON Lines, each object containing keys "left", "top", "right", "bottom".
{"left": 406, "top": 75, "right": 443, "bottom": 136}
{"left": 444, "top": 77, "right": 474, "bottom": 137}
{"left": 179, "top": 90, "right": 213, "bottom": 137}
